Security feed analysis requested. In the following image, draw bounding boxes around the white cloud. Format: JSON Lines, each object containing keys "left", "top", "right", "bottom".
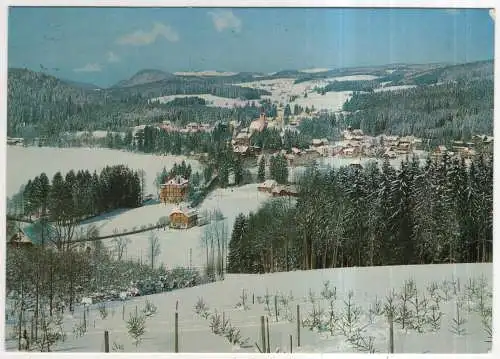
{"left": 73, "top": 63, "right": 102, "bottom": 72}
{"left": 106, "top": 51, "right": 120, "bottom": 63}
{"left": 489, "top": 9, "right": 495, "bottom": 21}
{"left": 208, "top": 10, "right": 242, "bottom": 33}
{"left": 117, "top": 22, "right": 179, "bottom": 45}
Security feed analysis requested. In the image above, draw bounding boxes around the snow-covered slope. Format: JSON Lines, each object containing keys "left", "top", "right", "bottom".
{"left": 4, "top": 263, "right": 491, "bottom": 353}
{"left": 78, "top": 183, "right": 272, "bottom": 269}
{"left": 151, "top": 94, "right": 259, "bottom": 108}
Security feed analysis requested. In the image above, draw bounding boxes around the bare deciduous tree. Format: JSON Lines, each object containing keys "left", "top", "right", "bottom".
{"left": 148, "top": 232, "right": 161, "bottom": 270}
{"left": 111, "top": 229, "right": 131, "bottom": 261}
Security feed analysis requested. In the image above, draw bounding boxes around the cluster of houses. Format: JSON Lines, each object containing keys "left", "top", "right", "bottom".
{"left": 431, "top": 135, "right": 494, "bottom": 160}
{"left": 132, "top": 121, "right": 215, "bottom": 138}
{"left": 257, "top": 179, "right": 299, "bottom": 197}
{"left": 157, "top": 175, "right": 206, "bottom": 229}
{"left": 158, "top": 121, "right": 214, "bottom": 134}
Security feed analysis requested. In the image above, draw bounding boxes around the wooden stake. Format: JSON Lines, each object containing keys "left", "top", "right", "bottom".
{"left": 260, "top": 316, "right": 266, "bottom": 352}
{"left": 104, "top": 330, "right": 109, "bottom": 353}
{"left": 122, "top": 304, "right": 125, "bottom": 320}
{"left": 275, "top": 295, "right": 278, "bottom": 321}
{"left": 290, "top": 334, "right": 293, "bottom": 353}
{"left": 388, "top": 312, "right": 394, "bottom": 354}
{"left": 266, "top": 316, "right": 270, "bottom": 353}
{"left": 297, "top": 304, "right": 301, "bottom": 347}
{"left": 175, "top": 311, "right": 179, "bottom": 353}
{"left": 252, "top": 293, "right": 255, "bottom": 304}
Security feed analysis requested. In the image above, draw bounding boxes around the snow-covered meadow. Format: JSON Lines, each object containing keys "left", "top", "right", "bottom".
{"left": 151, "top": 94, "right": 259, "bottom": 108}
{"left": 235, "top": 74, "right": 380, "bottom": 112}
{"left": 4, "top": 262, "right": 492, "bottom": 353}
{"left": 77, "top": 183, "right": 273, "bottom": 270}
{"left": 374, "top": 85, "right": 418, "bottom": 92}
{"left": 6, "top": 146, "right": 201, "bottom": 198}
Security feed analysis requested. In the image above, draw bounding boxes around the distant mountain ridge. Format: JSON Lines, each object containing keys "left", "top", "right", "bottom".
{"left": 113, "top": 69, "right": 176, "bottom": 88}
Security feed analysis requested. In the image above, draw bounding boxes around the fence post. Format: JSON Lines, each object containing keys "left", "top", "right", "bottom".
{"left": 266, "top": 316, "right": 270, "bottom": 353}
{"left": 388, "top": 311, "right": 394, "bottom": 354}
{"left": 104, "top": 330, "right": 109, "bottom": 353}
{"left": 296, "top": 304, "right": 301, "bottom": 347}
{"left": 290, "top": 334, "right": 293, "bottom": 353}
{"left": 122, "top": 304, "right": 125, "bottom": 320}
{"left": 253, "top": 293, "right": 255, "bottom": 305}
{"left": 175, "top": 311, "right": 179, "bottom": 353}
{"left": 275, "top": 295, "right": 278, "bottom": 321}
{"left": 260, "top": 315, "right": 266, "bottom": 352}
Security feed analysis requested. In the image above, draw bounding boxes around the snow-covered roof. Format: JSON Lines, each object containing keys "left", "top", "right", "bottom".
{"left": 170, "top": 207, "right": 198, "bottom": 218}
{"left": 163, "top": 176, "right": 189, "bottom": 186}
{"left": 233, "top": 145, "right": 249, "bottom": 153}
{"left": 259, "top": 180, "right": 278, "bottom": 189}
{"left": 236, "top": 132, "right": 250, "bottom": 140}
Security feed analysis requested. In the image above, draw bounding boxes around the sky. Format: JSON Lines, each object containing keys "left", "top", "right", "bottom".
{"left": 7, "top": 7, "right": 496, "bottom": 87}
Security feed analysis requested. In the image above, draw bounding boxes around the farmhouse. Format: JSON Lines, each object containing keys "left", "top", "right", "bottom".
{"left": 343, "top": 127, "right": 364, "bottom": 141}
{"left": 233, "top": 145, "right": 251, "bottom": 157}
{"left": 249, "top": 113, "right": 268, "bottom": 134}
{"left": 233, "top": 132, "right": 251, "bottom": 146}
{"left": 160, "top": 176, "right": 189, "bottom": 204}
{"left": 169, "top": 207, "right": 198, "bottom": 229}
{"left": 271, "top": 185, "right": 299, "bottom": 197}
{"left": 312, "top": 138, "right": 329, "bottom": 147}
{"left": 349, "top": 162, "right": 364, "bottom": 170}
{"left": 8, "top": 229, "right": 34, "bottom": 248}
{"left": 258, "top": 179, "right": 278, "bottom": 193}
{"left": 7, "top": 137, "right": 24, "bottom": 146}
{"left": 430, "top": 145, "right": 450, "bottom": 160}
{"left": 186, "top": 122, "right": 200, "bottom": 132}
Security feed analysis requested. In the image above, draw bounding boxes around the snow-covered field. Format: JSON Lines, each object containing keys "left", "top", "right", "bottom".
{"left": 173, "top": 71, "right": 238, "bottom": 77}
{"left": 236, "top": 78, "right": 351, "bottom": 111}
{"left": 6, "top": 146, "right": 201, "bottom": 198}
{"left": 151, "top": 94, "right": 259, "bottom": 108}
{"left": 299, "top": 68, "right": 330, "bottom": 73}
{"left": 72, "top": 131, "right": 125, "bottom": 139}
{"left": 4, "top": 263, "right": 492, "bottom": 353}
{"left": 375, "top": 85, "right": 417, "bottom": 92}
{"left": 75, "top": 183, "right": 273, "bottom": 270}
{"left": 235, "top": 75, "right": 379, "bottom": 112}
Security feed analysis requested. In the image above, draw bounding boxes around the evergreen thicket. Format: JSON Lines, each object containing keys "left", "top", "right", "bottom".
{"left": 17, "top": 165, "right": 142, "bottom": 223}
{"left": 342, "top": 80, "right": 494, "bottom": 144}
{"left": 227, "top": 153, "right": 493, "bottom": 273}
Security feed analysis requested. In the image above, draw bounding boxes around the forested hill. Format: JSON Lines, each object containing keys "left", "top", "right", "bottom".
{"left": 105, "top": 73, "right": 270, "bottom": 100}
{"left": 6, "top": 68, "right": 269, "bottom": 139}
{"left": 342, "top": 78, "right": 494, "bottom": 143}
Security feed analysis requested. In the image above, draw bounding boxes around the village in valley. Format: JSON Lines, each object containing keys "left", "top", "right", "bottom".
{"left": 4, "top": 6, "right": 494, "bottom": 355}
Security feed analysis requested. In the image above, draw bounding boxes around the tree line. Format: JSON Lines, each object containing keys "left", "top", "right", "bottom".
{"left": 227, "top": 152, "right": 493, "bottom": 274}
{"left": 11, "top": 165, "right": 143, "bottom": 250}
